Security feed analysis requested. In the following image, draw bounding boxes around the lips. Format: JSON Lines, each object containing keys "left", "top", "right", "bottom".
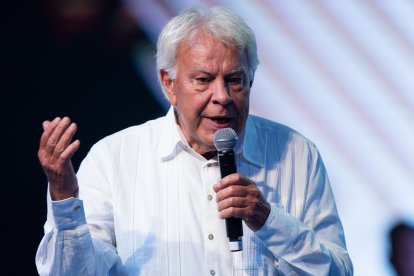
{"left": 210, "top": 117, "right": 230, "bottom": 124}
{"left": 206, "top": 116, "right": 234, "bottom": 128}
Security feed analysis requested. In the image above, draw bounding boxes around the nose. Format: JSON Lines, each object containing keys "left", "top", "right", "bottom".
{"left": 211, "top": 80, "right": 232, "bottom": 105}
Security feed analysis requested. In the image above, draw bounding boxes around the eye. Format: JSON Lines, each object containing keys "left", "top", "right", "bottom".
{"left": 228, "top": 77, "right": 243, "bottom": 85}
{"left": 226, "top": 75, "right": 245, "bottom": 88}
{"left": 196, "top": 77, "right": 210, "bottom": 84}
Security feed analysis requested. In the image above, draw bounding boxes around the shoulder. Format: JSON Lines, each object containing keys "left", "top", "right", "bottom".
{"left": 248, "top": 114, "right": 297, "bottom": 133}
{"left": 90, "top": 115, "right": 166, "bottom": 154}
{"left": 246, "top": 114, "right": 322, "bottom": 163}
{"left": 248, "top": 114, "right": 314, "bottom": 145}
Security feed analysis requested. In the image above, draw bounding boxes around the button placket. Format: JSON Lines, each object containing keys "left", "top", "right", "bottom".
{"left": 203, "top": 161, "right": 220, "bottom": 275}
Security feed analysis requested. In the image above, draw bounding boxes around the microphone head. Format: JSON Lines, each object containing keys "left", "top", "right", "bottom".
{"left": 213, "top": 128, "right": 238, "bottom": 151}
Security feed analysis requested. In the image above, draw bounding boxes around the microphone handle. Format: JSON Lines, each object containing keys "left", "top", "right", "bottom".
{"left": 217, "top": 149, "right": 243, "bottom": 251}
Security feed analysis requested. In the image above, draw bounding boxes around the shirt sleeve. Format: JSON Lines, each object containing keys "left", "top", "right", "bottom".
{"left": 254, "top": 145, "right": 354, "bottom": 275}
{"left": 35, "top": 196, "right": 125, "bottom": 275}
{"left": 35, "top": 140, "right": 127, "bottom": 276}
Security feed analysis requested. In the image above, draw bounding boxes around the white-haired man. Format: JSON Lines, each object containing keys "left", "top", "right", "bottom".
{"left": 36, "top": 6, "right": 353, "bottom": 275}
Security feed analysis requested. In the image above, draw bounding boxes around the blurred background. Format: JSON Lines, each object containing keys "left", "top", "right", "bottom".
{"left": 3, "top": 0, "right": 414, "bottom": 275}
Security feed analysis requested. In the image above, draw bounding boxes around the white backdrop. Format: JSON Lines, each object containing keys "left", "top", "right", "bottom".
{"left": 124, "top": 1, "right": 414, "bottom": 275}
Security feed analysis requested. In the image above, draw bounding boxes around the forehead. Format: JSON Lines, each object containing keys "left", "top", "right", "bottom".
{"left": 176, "top": 33, "right": 247, "bottom": 71}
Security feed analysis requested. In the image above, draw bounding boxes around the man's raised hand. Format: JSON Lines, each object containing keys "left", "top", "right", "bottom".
{"left": 38, "top": 117, "right": 80, "bottom": 200}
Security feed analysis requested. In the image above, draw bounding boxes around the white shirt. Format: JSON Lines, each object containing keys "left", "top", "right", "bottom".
{"left": 36, "top": 107, "right": 353, "bottom": 275}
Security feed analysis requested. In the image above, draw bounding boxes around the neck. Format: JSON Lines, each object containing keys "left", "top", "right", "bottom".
{"left": 202, "top": 151, "right": 217, "bottom": 160}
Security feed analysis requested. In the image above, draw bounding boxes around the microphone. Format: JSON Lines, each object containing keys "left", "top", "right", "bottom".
{"left": 213, "top": 127, "right": 243, "bottom": 252}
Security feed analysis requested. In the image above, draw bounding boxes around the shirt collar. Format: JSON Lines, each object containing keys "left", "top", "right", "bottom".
{"left": 159, "top": 106, "right": 208, "bottom": 162}
{"left": 159, "top": 106, "right": 185, "bottom": 161}
{"left": 159, "top": 106, "right": 264, "bottom": 167}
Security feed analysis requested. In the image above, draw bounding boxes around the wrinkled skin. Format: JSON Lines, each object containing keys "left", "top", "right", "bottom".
{"left": 38, "top": 117, "right": 79, "bottom": 200}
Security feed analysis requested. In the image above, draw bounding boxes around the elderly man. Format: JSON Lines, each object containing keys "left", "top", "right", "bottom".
{"left": 36, "top": 5, "right": 353, "bottom": 275}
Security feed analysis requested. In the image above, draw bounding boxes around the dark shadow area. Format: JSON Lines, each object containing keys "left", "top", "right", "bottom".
{"left": 389, "top": 221, "right": 414, "bottom": 276}
{"left": 1, "top": 1, "right": 165, "bottom": 274}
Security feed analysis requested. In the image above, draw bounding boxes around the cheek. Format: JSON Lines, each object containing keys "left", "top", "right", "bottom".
{"left": 234, "top": 92, "right": 250, "bottom": 128}
{"left": 178, "top": 98, "right": 204, "bottom": 128}
{"left": 191, "top": 93, "right": 213, "bottom": 115}
{"left": 234, "top": 91, "right": 250, "bottom": 113}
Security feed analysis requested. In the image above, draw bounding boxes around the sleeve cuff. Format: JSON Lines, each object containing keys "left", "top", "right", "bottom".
{"left": 51, "top": 197, "right": 87, "bottom": 230}
{"left": 254, "top": 202, "right": 300, "bottom": 256}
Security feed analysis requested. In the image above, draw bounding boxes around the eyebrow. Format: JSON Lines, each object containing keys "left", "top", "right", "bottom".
{"left": 191, "top": 67, "right": 245, "bottom": 76}
{"left": 191, "top": 68, "right": 213, "bottom": 75}
{"left": 227, "top": 67, "right": 245, "bottom": 75}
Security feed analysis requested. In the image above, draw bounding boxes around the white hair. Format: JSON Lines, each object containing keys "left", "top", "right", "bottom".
{"left": 156, "top": 5, "right": 259, "bottom": 98}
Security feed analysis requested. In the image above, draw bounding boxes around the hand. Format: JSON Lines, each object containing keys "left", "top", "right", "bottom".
{"left": 38, "top": 117, "right": 80, "bottom": 201}
{"left": 213, "top": 173, "right": 271, "bottom": 232}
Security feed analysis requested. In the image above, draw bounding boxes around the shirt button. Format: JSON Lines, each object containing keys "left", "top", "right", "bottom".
{"left": 210, "top": 269, "right": 215, "bottom": 275}
{"left": 207, "top": 194, "right": 213, "bottom": 201}
{"left": 208, "top": 234, "right": 214, "bottom": 240}
{"left": 274, "top": 259, "right": 279, "bottom": 268}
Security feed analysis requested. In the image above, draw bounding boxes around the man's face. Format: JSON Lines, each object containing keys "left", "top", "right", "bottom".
{"left": 161, "top": 33, "right": 252, "bottom": 155}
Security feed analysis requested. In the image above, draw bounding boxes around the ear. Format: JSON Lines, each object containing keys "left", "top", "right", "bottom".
{"left": 160, "top": 70, "right": 177, "bottom": 106}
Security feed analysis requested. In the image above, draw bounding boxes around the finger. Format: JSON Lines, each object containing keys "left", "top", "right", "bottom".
{"left": 217, "top": 196, "right": 247, "bottom": 212}
{"left": 52, "top": 122, "right": 78, "bottom": 157}
{"left": 60, "top": 139, "right": 80, "bottom": 160}
{"left": 213, "top": 173, "right": 251, "bottom": 193}
{"left": 39, "top": 117, "right": 61, "bottom": 149}
{"left": 42, "top": 120, "right": 50, "bottom": 131}
{"left": 218, "top": 206, "right": 247, "bottom": 220}
{"left": 215, "top": 185, "right": 248, "bottom": 202}
{"left": 218, "top": 205, "right": 268, "bottom": 232}
{"left": 45, "top": 117, "right": 71, "bottom": 155}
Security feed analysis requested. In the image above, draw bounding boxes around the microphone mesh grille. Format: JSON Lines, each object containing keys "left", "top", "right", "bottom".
{"left": 213, "top": 128, "right": 238, "bottom": 151}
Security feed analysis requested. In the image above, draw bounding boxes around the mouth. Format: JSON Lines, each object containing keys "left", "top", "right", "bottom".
{"left": 206, "top": 116, "right": 233, "bottom": 127}
{"left": 210, "top": 117, "right": 230, "bottom": 123}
